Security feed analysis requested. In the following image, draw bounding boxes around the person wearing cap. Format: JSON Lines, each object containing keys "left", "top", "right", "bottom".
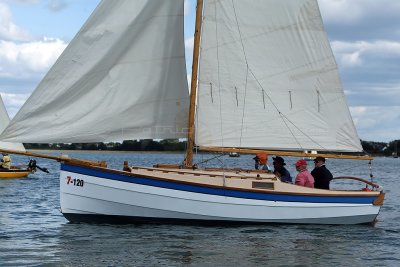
{"left": 294, "top": 159, "right": 314, "bottom": 188}
{"left": 311, "top": 157, "right": 333, "bottom": 189}
{"left": 272, "top": 156, "right": 292, "bottom": 183}
{"left": 0, "top": 153, "right": 11, "bottom": 169}
{"left": 253, "top": 152, "right": 270, "bottom": 171}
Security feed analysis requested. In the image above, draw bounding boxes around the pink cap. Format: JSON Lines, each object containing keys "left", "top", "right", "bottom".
{"left": 295, "top": 159, "right": 307, "bottom": 167}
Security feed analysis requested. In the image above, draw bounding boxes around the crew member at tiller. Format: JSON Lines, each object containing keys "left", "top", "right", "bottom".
{"left": 311, "top": 157, "right": 333, "bottom": 189}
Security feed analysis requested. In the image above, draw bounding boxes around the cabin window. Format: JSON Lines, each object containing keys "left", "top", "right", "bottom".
{"left": 252, "top": 182, "right": 274, "bottom": 190}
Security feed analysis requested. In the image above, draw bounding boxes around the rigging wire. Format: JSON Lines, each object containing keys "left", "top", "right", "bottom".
{"left": 215, "top": 2, "right": 224, "bottom": 149}
{"left": 194, "top": 153, "right": 226, "bottom": 168}
{"left": 214, "top": 0, "right": 227, "bottom": 177}
{"left": 231, "top": 0, "right": 250, "bottom": 148}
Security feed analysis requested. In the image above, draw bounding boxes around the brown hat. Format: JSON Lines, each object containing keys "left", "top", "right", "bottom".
{"left": 273, "top": 156, "right": 286, "bottom": 165}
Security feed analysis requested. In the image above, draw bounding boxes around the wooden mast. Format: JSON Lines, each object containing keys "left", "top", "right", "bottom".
{"left": 185, "top": 0, "right": 203, "bottom": 167}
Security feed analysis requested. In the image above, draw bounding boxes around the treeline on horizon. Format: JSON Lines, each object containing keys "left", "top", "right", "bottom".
{"left": 23, "top": 139, "right": 400, "bottom": 156}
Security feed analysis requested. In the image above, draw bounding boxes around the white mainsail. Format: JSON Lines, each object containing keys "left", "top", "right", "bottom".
{"left": 195, "top": 0, "right": 362, "bottom": 152}
{"left": 0, "top": 95, "right": 25, "bottom": 151}
{"left": 0, "top": 0, "right": 189, "bottom": 143}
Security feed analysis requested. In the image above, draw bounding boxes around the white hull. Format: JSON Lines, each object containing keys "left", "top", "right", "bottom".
{"left": 60, "top": 164, "right": 383, "bottom": 225}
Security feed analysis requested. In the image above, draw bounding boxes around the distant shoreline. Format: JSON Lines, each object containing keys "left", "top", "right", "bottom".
{"left": 27, "top": 149, "right": 185, "bottom": 154}
{"left": 24, "top": 149, "right": 390, "bottom": 158}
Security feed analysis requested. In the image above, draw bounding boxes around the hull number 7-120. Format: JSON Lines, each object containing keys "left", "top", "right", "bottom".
{"left": 67, "top": 176, "right": 84, "bottom": 187}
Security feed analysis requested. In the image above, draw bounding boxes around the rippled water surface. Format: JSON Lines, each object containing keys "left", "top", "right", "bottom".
{"left": 0, "top": 151, "right": 399, "bottom": 266}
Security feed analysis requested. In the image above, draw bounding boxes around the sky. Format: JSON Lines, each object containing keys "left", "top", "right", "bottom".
{"left": 0, "top": 0, "right": 399, "bottom": 143}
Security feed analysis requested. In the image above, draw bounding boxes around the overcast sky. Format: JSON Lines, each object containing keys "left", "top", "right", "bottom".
{"left": 0, "top": 0, "right": 399, "bottom": 142}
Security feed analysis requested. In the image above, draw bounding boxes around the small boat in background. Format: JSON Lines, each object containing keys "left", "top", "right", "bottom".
{"left": 0, "top": 93, "right": 33, "bottom": 178}
{"left": 304, "top": 150, "right": 318, "bottom": 161}
{"left": 393, "top": 141, "right": 399, "bottom": 158}
{"left": 0, "top": 167, "right": 30, "bottom": 179}
{"left": 229, "top": 152, "right": 240, "bottom": 157}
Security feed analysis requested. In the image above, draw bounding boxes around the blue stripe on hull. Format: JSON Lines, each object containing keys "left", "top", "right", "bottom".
{"left": 61, "top": 163, "right": 376, "bottom": 204}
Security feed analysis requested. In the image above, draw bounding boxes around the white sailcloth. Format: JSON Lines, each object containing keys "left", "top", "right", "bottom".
{"left": 0, "top": 0, "right": 189, "bottom": 143}
{"left": 0, "top": 96, "right": 25, "bottom": 151}
{"left": 196, "top": 0, "right": 362, "bottom": 152}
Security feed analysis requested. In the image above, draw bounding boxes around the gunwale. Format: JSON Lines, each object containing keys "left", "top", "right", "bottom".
{"left": 0, "top": 168, "right": 30, "bottom": 178}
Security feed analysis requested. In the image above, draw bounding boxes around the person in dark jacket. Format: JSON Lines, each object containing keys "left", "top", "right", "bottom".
{"left": 272, "top": 156, "right": 292, "bottom": 183}
{"left": 311, "top": 157, "right": 333, "bottom": 189}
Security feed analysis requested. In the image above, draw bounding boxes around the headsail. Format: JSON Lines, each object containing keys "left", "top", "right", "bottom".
{"left": 0, "top": 95, "right": 25, "bottom": 151}
{"left": 0, "top": 0, "right": 189, "bottom": 143}
{"left": 195, "top": 0, "right": 362, "bottom": 152}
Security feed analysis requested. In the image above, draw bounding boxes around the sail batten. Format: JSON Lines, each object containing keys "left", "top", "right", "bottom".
{"left": 0, "top": 0, "right": 189, "bottom": 143}
{"left": 195, "top": 0, "right": 362, "bottom": 152}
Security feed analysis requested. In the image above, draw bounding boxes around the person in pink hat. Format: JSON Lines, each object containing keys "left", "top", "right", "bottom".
{"left": 294, "top": 159, "right": 314, "bottom": 188}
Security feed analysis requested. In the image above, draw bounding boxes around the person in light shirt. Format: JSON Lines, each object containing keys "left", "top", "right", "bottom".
{"left": 294, "top": 159, "right": 314, "bottom": 188}
{"left": 0, "top": 153, "right": 11, "bottom": 169}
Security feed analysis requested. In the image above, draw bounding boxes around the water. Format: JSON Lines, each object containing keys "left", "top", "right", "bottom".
{"left": 0, "top": 151, "right": 399, "bottom": 266}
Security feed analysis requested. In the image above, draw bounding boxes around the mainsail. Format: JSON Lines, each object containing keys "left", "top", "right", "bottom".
{"left": 195, "top": 0, "right": 362, "bottom": 152}
{"left": 0, "top": 0, "right": 189, "bottom": 143}
{"left": 0, "top": 95, "right": 25, "bottom": 151}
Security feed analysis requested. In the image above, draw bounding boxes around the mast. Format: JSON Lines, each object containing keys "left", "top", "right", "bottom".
{"left": 185, "top": 0, "right": 203, "bottom": 167}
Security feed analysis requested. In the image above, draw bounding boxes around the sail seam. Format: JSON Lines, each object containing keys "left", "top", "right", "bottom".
{"left": 215, "top": 1, "right": 224, "bottom": 151}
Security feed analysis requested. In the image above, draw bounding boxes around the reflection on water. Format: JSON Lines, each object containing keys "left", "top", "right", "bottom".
{"left": 0, "top": 152, "right": 399, "bottom": 266}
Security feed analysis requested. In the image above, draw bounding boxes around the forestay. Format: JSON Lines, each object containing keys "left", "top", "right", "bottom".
{"left": 196, "top": 0, "right": 362, "bottom": 152}
{"left": 0, "top": 0, "right": 189, "bottom": 143}
{"left": 0, "top": 96, "right": 25, "bottom": 151}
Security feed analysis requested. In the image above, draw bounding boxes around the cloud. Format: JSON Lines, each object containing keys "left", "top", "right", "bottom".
{"left": 185, "top": 36, "right": 194, "bottom": 59}
{"left": 0, "top": 1, "right": 67, "bottom": 117}
{"left": 184, "top": 0, "right": 191, "bottom": 16}
{"left": 8, "top": 0, "right": 39, "bottom": 4}
{"left": 0, "top": 38, "right": 67, "bottom": 79}
{"left": 0, "top": 2, "right": 31, "bottom": 41}
{"left": 47, "top": 0, "right": 67, "bottom": 12}
{"left": 0, "top": 92, "right": 30, "bottom": 118}
{"left": 332, "top": 40, "right": 400, "bottom": 67}
{"left": 319, "top": 0, "right": 400, "bottom": 41}
{"left": 350, "top": 106, "right": 400, "bottom": 142}
{"left": 187, "top": 74, "right": 191, "bottom": 90}
{"left": 319, "top": 0, "right": 400, "bottom": 24}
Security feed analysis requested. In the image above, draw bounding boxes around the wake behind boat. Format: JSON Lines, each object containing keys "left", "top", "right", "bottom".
{"left": 0, "top": 0, "right": 385, "bottom": 225}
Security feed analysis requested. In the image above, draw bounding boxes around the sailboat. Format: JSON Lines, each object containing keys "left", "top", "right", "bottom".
{"left": 0, "top": 0, "right": 385, "bottom": 224}
{"left": 0, "top": 95, "right": 32, "bottom": 178}
{"left": 393, "top": 141, "right": 398, "bottom": 158}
